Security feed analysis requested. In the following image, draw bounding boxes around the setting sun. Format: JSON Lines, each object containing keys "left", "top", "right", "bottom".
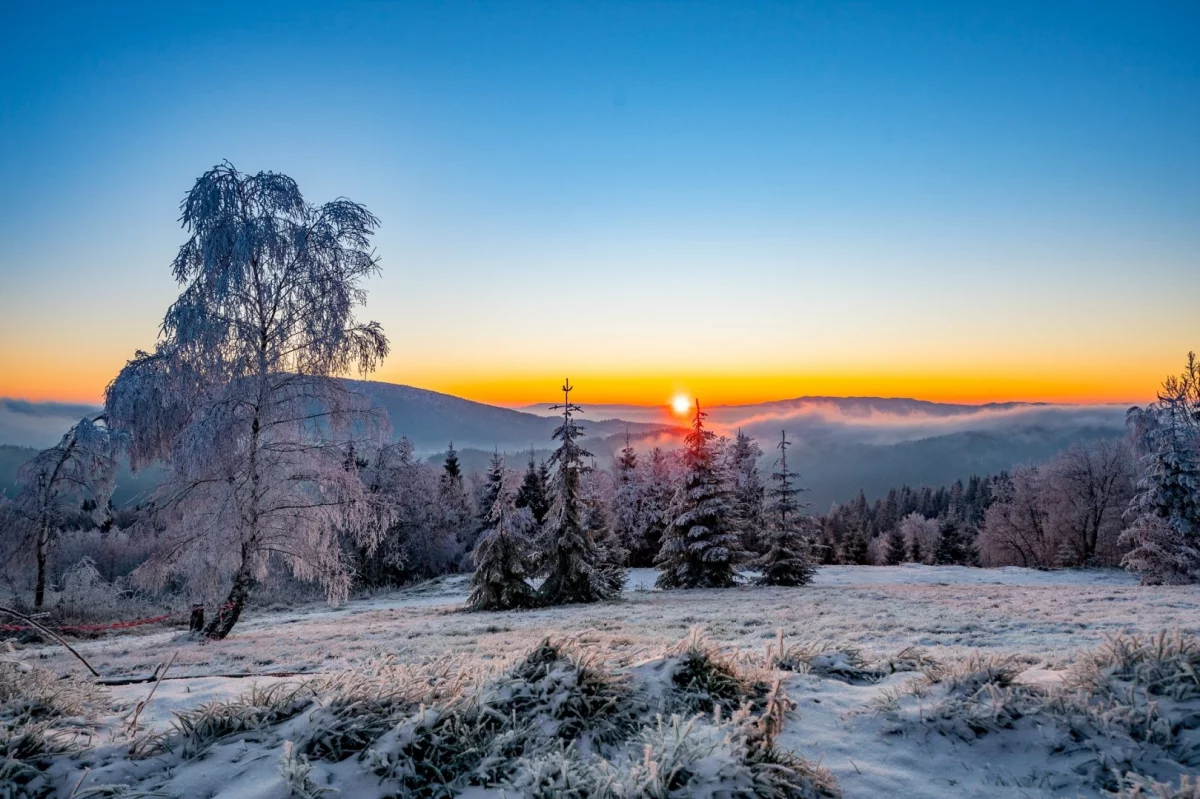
{"left": 671, "top": 394, "right": 691, "bottom": 416}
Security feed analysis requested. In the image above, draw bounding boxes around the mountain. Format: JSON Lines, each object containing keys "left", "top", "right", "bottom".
{"left": 346, "top": 380, "right": 678, "bottom": 454}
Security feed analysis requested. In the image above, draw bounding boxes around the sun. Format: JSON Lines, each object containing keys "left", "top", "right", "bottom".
{"left": 671, "top": 394, "right": 691, "bottom": 416}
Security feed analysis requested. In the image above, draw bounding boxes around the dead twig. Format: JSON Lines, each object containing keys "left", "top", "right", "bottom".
{"left": 0, "top": 605, "right": 99, "bottom": 677}
{"left": 126, "top": 650, "right": 179, "bottom": 735}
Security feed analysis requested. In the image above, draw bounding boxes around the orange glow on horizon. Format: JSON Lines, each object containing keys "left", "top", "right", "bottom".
{"left": 0, "top": 354, "right": 1175, "bottom": 410}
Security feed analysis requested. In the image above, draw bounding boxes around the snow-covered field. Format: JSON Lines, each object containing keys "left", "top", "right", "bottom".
{"left": 9, "top": 566, "right": 1200, "bottom": 798}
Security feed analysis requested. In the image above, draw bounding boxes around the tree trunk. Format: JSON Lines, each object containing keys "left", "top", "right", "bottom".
{"left": 204, "top": 562, "right": 255, "bottom": 640}
{"left": 34, "top": 524, "right": 48, "bottom": 608}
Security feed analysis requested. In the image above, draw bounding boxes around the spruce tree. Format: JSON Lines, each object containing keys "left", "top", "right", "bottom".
{"left": 514, "top": 447, "right": 551, "bottom": 527}
{"left": 610, "top": 432, "right": 644, "bottom": 561}
{"left": 934, "top": 517, "right": 977, "bottom": 565}
{"left": 468, "top": 458, "right": 535, "bottom": 611}
{"left": 656, "top": 401, "right": 743, "bottom": 589}
{"left": 584, "top": 465, "right": 628, "bottom": 594}
{"left": 884, "top": 527, "right": 907, "bottom": 565}
{"left": 756, "top": 430, "right": 817, "bottom": 586}
{"left": 909, "top": 536, "right": 923, "bottom": 565}
{"left": 539, "top": 379, "right": 622, "bottom": 604}
{"left": 1121, "top": 391, "right": 1200, "bottom": 584}
{"left": 437, "top": 442, "right": 472, "bottom": 567}
{"left": 841, "top": 530, "right": 872, "bottom": 565}
{"left": 634, "top": 447, "right": 673, "bottom": 567}
{"left": 728, "top": 429, "right": 766, "bottom": 556}
{"left": 466, "top": 450, "right": 505, "bottom": 557}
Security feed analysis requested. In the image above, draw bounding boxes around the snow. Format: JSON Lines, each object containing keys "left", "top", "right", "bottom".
{"left": 12, "top": 565, "right": 1200, "bottom": 797}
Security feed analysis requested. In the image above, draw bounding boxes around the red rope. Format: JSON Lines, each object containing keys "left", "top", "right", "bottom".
{"left": 0, "top": 601, "right": 238, "bottom": 634}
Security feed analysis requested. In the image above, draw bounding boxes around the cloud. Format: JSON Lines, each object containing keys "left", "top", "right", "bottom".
{"left": 702, "top": 400, "right": 1130, "bottom": 446}
{"left": 0, "top": 398, "right": 101, "bottom": 449}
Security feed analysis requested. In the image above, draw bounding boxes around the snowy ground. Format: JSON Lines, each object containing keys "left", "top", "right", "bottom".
{"left": 11, "top": 565, "right": 1200, "bottom": 798}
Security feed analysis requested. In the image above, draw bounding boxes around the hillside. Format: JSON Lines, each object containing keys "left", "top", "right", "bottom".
{"left": 346, "top": 379, "right": 678, "bottom": 453}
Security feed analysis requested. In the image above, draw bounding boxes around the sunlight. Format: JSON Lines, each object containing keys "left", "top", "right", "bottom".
{"left": 671, "top": 394, "right": 691, "bottom": 416}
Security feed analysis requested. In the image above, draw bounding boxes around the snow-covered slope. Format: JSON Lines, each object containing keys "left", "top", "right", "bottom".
{"left": 12, "top": 566, "right": 1199, "bottom": 798}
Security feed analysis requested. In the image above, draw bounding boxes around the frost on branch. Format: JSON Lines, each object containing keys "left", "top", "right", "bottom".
{"left": 1, "top": 416, "right": 119, "bottom": 607}
{"left": 103, "top": 162, "right": 391, "bottom": 637}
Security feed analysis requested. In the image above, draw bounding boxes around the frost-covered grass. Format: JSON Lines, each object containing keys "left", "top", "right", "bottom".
{"left": 6, "top": 565, "right": 1200, "bottom": 797}
{"left": 0, "top": 660, "right": 108, "bottom": 795}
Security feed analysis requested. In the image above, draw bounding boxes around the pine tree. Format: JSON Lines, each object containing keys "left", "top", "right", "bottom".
{"left": 466, "top": 450, "right": 506, "bottom": 557}
{"left": 756, "top": 430, "right": 817, "bottom": 586}
{"left": 539, "top": 379, "right": 622, "bottom": 604}
{"left": 584, "top": 466, "right": 628, "bottom": 595}
{"left": 468, "top": 457, "right": 535, "bottom": 611}
{"left": 633, "top": 447, "right": 673, "bottom": 567}
{"left": 610, "top": 432, "right": 644, "bottom": 561}
{"left": 909, "top": 536, "right": 923, "bottom": 565}
{"left": 514, "top": 447, "right": 551, "bottom": 527}
{"left": 841, "top": 530, "right": 872, "bottom": 565}
{"left": 1121, "top": 390, "right": 1200, "bottom": 584}
{"left": 728, "top": 429, "right": 766, "bottom": 556}
{"left": 934, "top": 517, "right": 977, "bottom": 565}
{"left": 884, "top": 527, "right": 907, "bottom": 565}
{"left": 437, "top": 442, "right": 472, "bottom": 567}
{"left": 656, "top": 401, "right": 743, "bottom": 589}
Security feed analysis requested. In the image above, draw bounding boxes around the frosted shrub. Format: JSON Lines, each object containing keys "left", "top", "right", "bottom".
{"left": 503, "top": 743, "right": 611, "bottom": 798}
{"left": 922, "top": 653, "right": 1022, "bottom": 697}
{"left": 483, "top": 639, "right": 639, "bottom": 745}
{"left": 666, "top": 634, "right": 769, "bottom": 716}
{"left": 619, "top": 708, "right": 838, "bottom": 799}
{"left": 768, "top": 636, "right": 882, "bottom": 684}
{"left": 1066, "top": 632, "right": 1200, "bottom": 701}
{"left": 368, "top": 703, "right": 494, "bottom": 798}
{"left": 879, "top": 633, "right": 1200, "bottom": 793}
{"left": 297, "top": 659, "right": 465, "bottom": 761}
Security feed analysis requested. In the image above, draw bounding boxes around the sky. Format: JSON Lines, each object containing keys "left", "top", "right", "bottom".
{"left": 0, "top": 1, "right": 1197, "bottom": 409}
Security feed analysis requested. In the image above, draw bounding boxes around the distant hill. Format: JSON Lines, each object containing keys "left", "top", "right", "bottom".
{"left": 1, "top": 384, "right": 1129, "bottom": 511}
{"left": 785, "top": 425, "right": 1125, "bottom": 511}
{"left": 0, "top": 444, "right": 163, "bottom": 507}
{"left": 347, "top": 380, "right": 679, "bottom": 454}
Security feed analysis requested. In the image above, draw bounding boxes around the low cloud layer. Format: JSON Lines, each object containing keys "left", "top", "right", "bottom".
{"left": 703, "top": 401, "right": 1131, "bottom": 446}
{"left": 0, "top": 399, "right": 101, "bottom": 449}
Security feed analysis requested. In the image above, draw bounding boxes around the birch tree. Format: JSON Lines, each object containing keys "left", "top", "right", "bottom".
{"left": 104, "top": 163, "right": 390, "bottom": 638}
{"left": 1, "top": 418, "right": 119, "bottom": 607}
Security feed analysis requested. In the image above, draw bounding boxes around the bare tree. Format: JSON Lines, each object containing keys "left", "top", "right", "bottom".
{"left": 979, "top": 440, "right": 1136, "bottom": 568}
{"left": 0, "top": 418, "right": 119, "bottom": 607}
{"left": 105, "top": 163, "right": 390, "bottom": 638}
{"left": 1042, "top": 440, "right": 1135, "bottom": 567}
{"left": 979, "top": 467, "right": 1055, "bottom": 568}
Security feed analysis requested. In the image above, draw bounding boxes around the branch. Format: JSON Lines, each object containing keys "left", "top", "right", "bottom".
{"left": 0, "top": 606, "right": 99, "bottom": 677}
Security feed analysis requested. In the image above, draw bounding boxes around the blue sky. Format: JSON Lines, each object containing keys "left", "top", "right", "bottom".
{"left": 1, "top": 1, "right": 1197, "bottom": 405}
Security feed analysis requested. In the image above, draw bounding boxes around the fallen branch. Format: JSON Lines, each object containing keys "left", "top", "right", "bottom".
{"left": 0, "top": 605, "right": 99, "bottom": 677}
{"left": 97, "top": 669, "right": 316, "bottom": 686}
